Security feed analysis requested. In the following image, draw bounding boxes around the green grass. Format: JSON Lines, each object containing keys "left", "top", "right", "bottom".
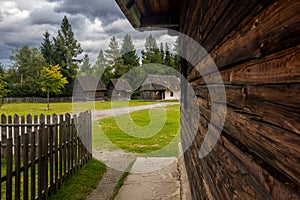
{"left": 48, "top": 158, "right": 106, "bottom": 200}
{"left": 93, "top": 104, "right": 180, "bottom": 157}
{"left": 0, "top": 100, "right": 159, "bottom": 116}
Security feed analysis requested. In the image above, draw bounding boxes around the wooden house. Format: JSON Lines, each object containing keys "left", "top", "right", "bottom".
{"left": 73, "top": 76, "right": 106, "bottom": 101}
{"left": 140, "top": 74, "right": 180, "bottom": 101}
{"left": 107, "top": 79, "right": 133, "bottom": 100}
{"left": 116, "top": 0, "right": 300, "bottom": 199}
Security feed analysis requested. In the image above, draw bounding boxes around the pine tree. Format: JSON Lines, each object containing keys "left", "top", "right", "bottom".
{"left": 52, "top": 16, "right": 83, "bottom": 96}
{"left": 104, "top": 36, "right": 125, "bottom": 81}
{"left": 160, "top": 42, "right": 164, "bottom": 64}
{"left": 93, "top": 49, "right": 107, "bottom": 77}
{"left": 40, "top": 31, "right": 54, "bottom": 65}
{"left": 80, "top": 54, "right": 92, "bottom": 75}
{"left": 120, "top": 34, "right": 139, "bottom": 69}
{"left": 172, "top": 36, "right": 181, "bottom": 72}
{"left": 164, "top": 43, "right": 172, "bottom": 67}
{"left": 142, "top": 35, "right": 162, "bottom": 64}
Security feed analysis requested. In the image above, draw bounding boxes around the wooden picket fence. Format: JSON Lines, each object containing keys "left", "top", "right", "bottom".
{"left": 0, "top": 110, "right": 92, "bottom": 200}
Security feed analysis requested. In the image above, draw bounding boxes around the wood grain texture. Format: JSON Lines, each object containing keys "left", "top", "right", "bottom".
{"left": 179, "top": 0, "right": 300, "bottom": 199}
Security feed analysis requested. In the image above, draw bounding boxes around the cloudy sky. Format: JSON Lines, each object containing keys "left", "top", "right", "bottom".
{"left": 0, "top": 0, "right": 177, "bottom": 68}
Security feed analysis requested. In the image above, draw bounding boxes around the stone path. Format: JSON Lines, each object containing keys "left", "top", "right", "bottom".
{"left": 86, "top": 150, "right": 136, "bottom": 200}
{"left": 87, "top": 102, "right": 180, "bottom": 200}
{"left": 115, "top": 157, "right": 180, "bottom": 200}
{"left": 92, "top": 102, "right": 179, "bottom": 121}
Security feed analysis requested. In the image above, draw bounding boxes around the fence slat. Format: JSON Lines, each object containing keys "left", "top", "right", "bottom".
{"left": 53, "top": 114, "right": 59, "bottom": 192}
{"left": 14, "top": 114, "right": 21, "bottom": 200}
{"left": 38, "top": 128, "right": 43, "bottom": 200}
{"left": 1, "top": 111, "right": 92, "bottom": 200}
{"left": 66, "top": 114, "right": 71, "bottom": 177}
{"left": 59, "top": 115, "right": 63, "bottom": 185}
{"left": 1, "top": 114, "right": 7, "bottom": 158}
{"left": 49, "top": 116, "right": 54, "bottom": 195}
{"left": 73, "top": 115, "right": 78, "bottom": 174}
{"left": 70, "top": 117, "right": 74, "bottom": 175}
{"left": 21, "top": 116, "right": 28, "bottom": 200}
{"left": 6, "top": 116, "right": 13, "bottom": 200}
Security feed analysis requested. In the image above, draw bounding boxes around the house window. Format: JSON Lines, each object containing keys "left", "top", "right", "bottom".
{"left": 170, "top": 92, "right": 174, "bottom": 97}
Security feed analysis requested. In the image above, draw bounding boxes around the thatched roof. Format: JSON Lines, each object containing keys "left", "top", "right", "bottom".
{"left": 140, "top": 74, "right": 180, "bottom": 91}
{"left": 109, "top": 79, "right": 133, "bottom": 92}
{"left": 75, "top": 76, "right": 106, "bottom": 91}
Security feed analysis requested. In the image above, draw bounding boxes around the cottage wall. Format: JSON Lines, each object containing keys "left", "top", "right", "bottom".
{"left": 180, "top": 0, "right": 300, "bottom": 199}
{"left": 165, "top": 90, "right": 180, "bottom": 100}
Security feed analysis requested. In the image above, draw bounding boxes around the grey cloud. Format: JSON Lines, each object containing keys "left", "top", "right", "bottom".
{"left": 50, "top": 0, "right": 125, "bottom": 25}
{"left": 29, "top": 7, "right": 63, "bottom": 25}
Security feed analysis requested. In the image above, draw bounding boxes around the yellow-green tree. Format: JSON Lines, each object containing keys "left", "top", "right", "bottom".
{"left": 41, "top": 64, "right": 68, "bottom": 110}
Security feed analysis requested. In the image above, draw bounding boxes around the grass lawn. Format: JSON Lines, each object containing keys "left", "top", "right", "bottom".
{"left": 48, "top": 158, "right": 106, "bottom": 200}
{"left": 92, "top": 104, "right": 180, "bottom": 157}
{"left": 0, "top": 100, "right": 160, "bottom": 116}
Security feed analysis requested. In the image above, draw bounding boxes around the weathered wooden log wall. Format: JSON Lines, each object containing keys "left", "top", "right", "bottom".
{"left": 180, "top": 0, "right": 300, "bottom": 199}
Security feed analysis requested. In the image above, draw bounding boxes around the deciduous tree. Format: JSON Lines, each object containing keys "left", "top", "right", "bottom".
{"left": 10, "top": 45, "right": 45, "bottom": 96}
{"left": 40, "top": 64, "right": 68, "bottom": 110}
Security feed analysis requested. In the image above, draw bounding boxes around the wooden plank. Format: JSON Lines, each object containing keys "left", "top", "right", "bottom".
{"left": 185, "top": 119, "right": 297, "bottom": 199}
{"left": 66, "top": 114, "right": 71, "bottom": 177}
{"left": 197, "top": 99, "right": 300, "bottom": 187}
{"left": 63, "top": 115, "right": 67, "bottom": 178}
{"left": 193, "top": 85, "right": 300, "bottom": 135}
{"left": 38, "top": 128, "right": 43, "bottom": 199}
{"left": 202, "top": 0, "right": 265, "bottom": 51}
{"left": 30, "top": 129, "right": 36, "bottom": 200}
{"left": 21, "top": 115, "right": 29, "bottom": 200}
{"left": 189, "top": 45, "right": 300, "bottom": 85}
{"left": 14, "top": 114, "right": 21, "bottom": 200}
{"left": 52, "top": 114, "right": 59, "bottom": 191}
{"left": 1, "top": 114, "right": 7, "bottom": 158}
{"left": 212, "top": 0, "right": 300, "bottom": 69}
{"left": 73, "top": 115, "right": 78, "bottom": 173}
{"left": 221, "top": 135, "right": 300, "bottom": 199}
{"left": 44, "top": 115, "right": 49, "bottom": 199}
{"left": 59, "top": 114, "right": 63, "bottom": 184}
{"left": 49, "top": 117, "right": 54, "bottom": 195}
{"left": 6, "top": 115, "right": 13, "bottom": 200}
{"left": 70, "top": 117, "right": 74, "bottom": 174}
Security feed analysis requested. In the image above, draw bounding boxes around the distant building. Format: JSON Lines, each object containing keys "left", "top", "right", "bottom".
{"left": 107, "top": 79, "right": 133, "bottom": 100}
{"left": 140, "top": 75, "right": 180, "bottom": 101}
{"left": 73, "top": 76, "right": 106, "bottom": 101}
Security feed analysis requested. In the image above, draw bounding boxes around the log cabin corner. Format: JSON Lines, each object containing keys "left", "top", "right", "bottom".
{"left": 115, "top": 0, "right": 300, "bottom": 199}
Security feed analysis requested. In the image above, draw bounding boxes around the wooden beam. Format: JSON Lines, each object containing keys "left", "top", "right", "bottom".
{"left": 126, "top": 0, "right": 135, "bottom": 10}
{"left": 140, "top": 15, "right": 179, "bottom": 27}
